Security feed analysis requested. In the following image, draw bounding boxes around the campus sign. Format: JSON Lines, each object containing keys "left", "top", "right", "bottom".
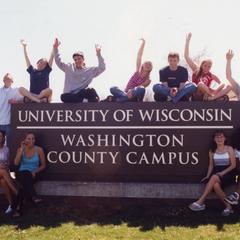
{"left": 10, "top": 102, "right": 239, "bottom": 182}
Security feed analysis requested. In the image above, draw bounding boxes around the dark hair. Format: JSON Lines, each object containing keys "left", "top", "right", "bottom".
{"left": 168, "top": 52, "right": 180, "bottom": 60}
{"left": 209, "top": 130, "right": 227, "bottom": 153}
{"left": 0, "top": 130, "right": 6, "bottom": 144}
{"left": 25, "top": 132, "right": 35, "bottom": 139}
{"left": 232, "top": 127, "right": 240, "bottom": 151}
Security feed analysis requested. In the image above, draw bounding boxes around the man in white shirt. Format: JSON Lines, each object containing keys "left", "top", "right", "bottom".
{"left": 0, "top": 73, "right": 23, "bottom": 147}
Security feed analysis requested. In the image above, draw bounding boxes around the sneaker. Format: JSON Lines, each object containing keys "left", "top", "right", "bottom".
{"left": 221, "top": 207, "right": 234, "bottom": 216}
{"left": 5, "top": 205, "right": 12, "bottom": 214}
{"left": 189, "top": 202, "right": 206, "bottom": 211}
{"left": 224, "top": 192, "right": 239, "bottom": 205}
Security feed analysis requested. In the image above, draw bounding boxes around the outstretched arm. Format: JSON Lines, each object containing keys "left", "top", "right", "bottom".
{"left": 53, "top": 38, "right": 68, "bottom": 72}
{"left": 226, "top": 50, "right": 238, "bottom": 91}
{"left": 20, "top": 39, "right": 31, "bottom": 68}
{"left": 136, "top": 38, "right": 145, "bottom": 72}
{"left": 184, "top": 33, "right": 198, "bottom": 72}
{"left": 91, "top": 44, "right": 106, "bottom": 77}
{"left": 48, "top": 47, "right": 54, "bottom": 68}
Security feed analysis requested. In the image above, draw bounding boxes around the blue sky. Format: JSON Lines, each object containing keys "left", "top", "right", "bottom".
{"left": 1, "top": 0, "right": 240, "bottom": 101}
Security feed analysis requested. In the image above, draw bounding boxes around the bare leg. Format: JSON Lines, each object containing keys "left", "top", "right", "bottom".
{"left": 0, "top": 178, "right": 12, "bottom": 204}
{"left": 196, "top": 175, "right": 219, "bottom": 205}
{"left": 213, "top": 182, "right": 232, "bottom": 209}
{"left": 19, "top": 87, "right": 41, "bottom": 103}
{"left": 37, "top": 88, "right": 52, "bottom": 102}
{"left": 0, "top": 169, "right": 17, "bottom": 195}
{"left": 197, "top": 82, "right": 213, "bottom": 96}
{"left": 210, "top": 85, "right": 232, "bottom": 100}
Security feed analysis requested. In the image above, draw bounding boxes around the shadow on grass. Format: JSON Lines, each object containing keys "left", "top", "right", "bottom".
{"left": 0, "top": 197, "right": 240, "bottom": 232}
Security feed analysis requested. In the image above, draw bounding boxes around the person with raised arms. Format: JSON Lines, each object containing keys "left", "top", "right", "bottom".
{"left": 53, "top": 38, "right": 105, "bottom": 103}
{"left": 184, "top": 33, "right": 232, "bottom": 101}
{"left": 153, "top": 52, "right": 196, "bottom": 103}
{"left": 20, "top": 39, "right": 53, "bottom": 102}
{"left": 225, "top": 50, "right": 240, "bottom": 100}
{"left": 110, "top": 38, "right": 152, "bottom": 102}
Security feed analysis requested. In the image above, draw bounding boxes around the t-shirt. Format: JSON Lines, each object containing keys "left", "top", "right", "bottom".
{"left": 192, "top": 71, "right": 214, "bottom": 87}
{"left": 125, "top": 72, "right": 147, "bottom": 92}
{"left": 159, "top": 66, "right": 188, "bottom": 88}
{"left": 0, "top": 146, "right": 9, "bottom": 169}
{"left": 27, "top": 64, "right": 52, "bottom": 94}
{"left": 0, "top": 87, "right": 23, "bottom": 125}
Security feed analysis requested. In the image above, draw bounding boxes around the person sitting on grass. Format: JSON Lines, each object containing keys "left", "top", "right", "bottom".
{"left": 224, "top": 127, "right": 240, "bottom": 205}
{"left": 110, "top": 38, "right": 152, "bottom": 102}
{"left": 226, "top": 50, "right": 240, "bottom": 100}
{"left": 184, "top": 33, "right": 232, "bottom": 101}
{"left": 12, "top": 132, "right": 46, "bottom": 218}
{"left": 0, "top": 130, "right": 18, "bottom": 214}
{"left": 189, "top": 130, "right": 236, "bottom": 216}
{"left": 153, "top": 52, "right": 196, "bottom": 103}
{"left": 20, "top": 39, "right": 54, "bottom": 102}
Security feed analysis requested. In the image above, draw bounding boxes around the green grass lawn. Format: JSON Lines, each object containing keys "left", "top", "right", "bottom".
{"left": 0, "top": 198, "right": 240, "bottom": 240}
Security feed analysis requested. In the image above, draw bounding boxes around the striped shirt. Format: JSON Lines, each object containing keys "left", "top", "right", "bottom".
{"left": 213, "top": 152, "right": 230, "bottom": 166}
{"left": 125, "top": 72, "right": 147, "bottom": 92}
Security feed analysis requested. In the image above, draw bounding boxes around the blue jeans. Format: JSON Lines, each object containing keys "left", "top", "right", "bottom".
{"left": 110, "top": 86, "right": 146, "bottom": 102}
{"left": 153, "top": 82, "right": 197, "bottom": 103}
{"left": 0, "top": 124, "right": 11, "bottom": 148}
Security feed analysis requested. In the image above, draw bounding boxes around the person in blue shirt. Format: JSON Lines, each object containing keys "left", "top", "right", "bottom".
{"left": 12, "top": 132, "right": 46, "bottom": 218}
{"left": 20, "top": 39, "right": 54, "bottom": 102}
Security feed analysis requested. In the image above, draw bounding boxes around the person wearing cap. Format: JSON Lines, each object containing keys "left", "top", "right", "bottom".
{"left": 20, "top": 39, "right": 54, "bottom": 102}
{"left": 53, "top": 38, "right": 105, "bottom": 103}
{"left": 0, "top": 73, "right": 40, "bottom": 146}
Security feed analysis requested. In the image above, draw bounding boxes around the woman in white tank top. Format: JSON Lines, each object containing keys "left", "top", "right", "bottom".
{"left": 189, "top": 130, "right": 236, "bottom": 216}
{"left": 224, "top": 127, "right": 240, "bottom": 205}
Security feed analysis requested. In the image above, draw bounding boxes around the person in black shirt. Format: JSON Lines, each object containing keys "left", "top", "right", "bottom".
{"left": 153, "top": 52, "right": 196, "bottom": 102}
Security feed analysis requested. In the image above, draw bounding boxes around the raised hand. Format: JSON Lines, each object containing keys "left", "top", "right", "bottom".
{"left": 20, "top": 39, "right": 27, "bottom": 47}
{"left": 186, "top": 32, "right": 192, "bottom": 42}
{"left": 53, "top": 38, "right": 61, "bottom": 49}
{"left": 95, "top": 44, "right": 102, "bottom": 55}
{"left": 226, "top": 49, "right": 234, "bottom": 60}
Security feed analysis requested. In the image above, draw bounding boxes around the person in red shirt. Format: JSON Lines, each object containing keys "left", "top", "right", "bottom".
{"left": 184, "top": 33, "right": 232, "bottom": 101}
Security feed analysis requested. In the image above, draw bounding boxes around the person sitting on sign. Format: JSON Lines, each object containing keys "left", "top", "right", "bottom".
{"left": 189, "top": 130, "right": 236, "bottom": 216}
{"left": 110, "top": 38, "right": 152, "bottom": 102}
{"left": 0, "top": 73, "right": 28, "bottom": 147}
{"left": 20, "top": 39, "right": 54, "bottom": 103}
{"left": 0, "top": 130, "right": 18, "bottom": 214}
{"left": 225, "top": 50, "right": 240, "bottom": 100}
{"left": 224, "top": 127, "right": 240, "bottom": 205}
{"left": 12, "top": 132, "right": 46, "bottom": 218}
{"left": 153, "top": 52, "right": 196, "bottom": 103}
{"left": 184, "top": 33, "right": 232, "bottom": 101}
{"left": 54, "top": 38, "right": 105, "bottom": 103}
